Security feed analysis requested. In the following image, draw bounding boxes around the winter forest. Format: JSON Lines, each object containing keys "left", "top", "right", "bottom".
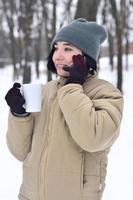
{"left": 0, "top": 0, "right": 132, "bottom": 91}
{"left": 0, "top": 0, "right": 133, "bottom": 199}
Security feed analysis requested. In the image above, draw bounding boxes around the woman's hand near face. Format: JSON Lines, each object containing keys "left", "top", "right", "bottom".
{"left": 63, "top": 55, "right": 89, "bottom": 85}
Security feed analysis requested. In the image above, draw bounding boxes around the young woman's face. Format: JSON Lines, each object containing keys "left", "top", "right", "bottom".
{"left": 52, "top": 41, "right": 82, "bottom": 77}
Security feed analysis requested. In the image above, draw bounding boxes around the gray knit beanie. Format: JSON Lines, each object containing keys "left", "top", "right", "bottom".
{"left": 52, "top": 18, "right": 107, "bottom": 61}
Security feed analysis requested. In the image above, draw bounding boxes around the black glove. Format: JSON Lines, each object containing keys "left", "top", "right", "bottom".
{"left": 63, "top": 55, "right": 89, "bottom": 85}
{"left": 5, "top": 82, "right": 27, "bottom": 114}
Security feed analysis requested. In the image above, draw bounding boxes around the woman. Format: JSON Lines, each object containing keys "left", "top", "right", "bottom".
{"left": 5, "top": 18, "right": 123, "bottom": 200}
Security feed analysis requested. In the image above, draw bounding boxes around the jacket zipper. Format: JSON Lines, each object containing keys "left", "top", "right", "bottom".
{"left": 39, "top": 97, "right": 58, "bottom": 200}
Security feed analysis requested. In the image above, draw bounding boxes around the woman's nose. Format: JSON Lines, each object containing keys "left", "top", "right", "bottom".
{"left": 54, "top": 50, "right": 64, "bottom": 60}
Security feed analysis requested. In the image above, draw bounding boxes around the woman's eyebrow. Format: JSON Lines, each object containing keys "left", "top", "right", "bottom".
{"left": 54, "top": 42, "right": 74, "bottom": 47}
{"left": 63, "top": 42, "right": 73, "bottom": 47}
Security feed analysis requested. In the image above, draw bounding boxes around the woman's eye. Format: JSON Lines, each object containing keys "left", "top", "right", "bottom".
{"left": 64, "top": 47, "right": 72, "bottom": 51}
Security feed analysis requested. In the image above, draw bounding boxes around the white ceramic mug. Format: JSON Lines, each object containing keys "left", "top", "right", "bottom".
{"left": 22, "top": 83, "right": 42, "bottom": 112}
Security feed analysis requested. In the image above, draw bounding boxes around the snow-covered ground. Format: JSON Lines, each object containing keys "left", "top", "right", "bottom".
{"left": 0, "top": 56, "right": 133, "bottom": 200}
{"left": 99, "top": 56, "right": 133, "bottom": 200}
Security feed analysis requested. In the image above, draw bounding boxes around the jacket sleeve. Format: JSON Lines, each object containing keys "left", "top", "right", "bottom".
{"left": 6, "top": 112, "right": 34, "bottom": 161}
{"left": 57, "top": 83, "right": 123, "bottom": 152}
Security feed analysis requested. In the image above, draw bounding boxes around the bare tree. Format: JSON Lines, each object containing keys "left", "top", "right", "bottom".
{"left": 100, "top": 0, "right": 132, "bottom": 92}
{"left": 101, "top": 0, "right": 115, "bottom": 70}
{"left": 109, "top": 0, "right": 125, "bottom": 92}
{"left": 1, "top": 0, "right": 19, "bottom": 80}
{"left": 18, "top": 0, "right": 36, "bottom": 83}
{"left": 124, "top": 0, "right": 133, "bottom": 71}
{"left": 41, "top": 0, "right": 57, "bottom": 82}
{"left": 59, "top": 0, "right": 75, "bottom": 26}
{"left": 75, "top": 0, "right": 100, "bottom": 21}
{"left": 1, "top": 0, "right": 37, "bottom": 82}
{"left": 33, "top": 0, "right": 44, "bottom": 78}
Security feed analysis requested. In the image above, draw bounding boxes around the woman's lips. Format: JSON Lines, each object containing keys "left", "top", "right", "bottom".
{"left": 56, "top": 64, "right": 73, "bottom": 68}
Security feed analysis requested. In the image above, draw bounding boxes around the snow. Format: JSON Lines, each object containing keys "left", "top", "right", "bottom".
{"left": 99, "top": 55, "right": 133, "bottom": 200}
{"left": 0, "top": 56, "right": 133, "bottom": 199}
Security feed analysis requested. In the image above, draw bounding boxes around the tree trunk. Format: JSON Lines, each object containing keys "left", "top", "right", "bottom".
{"left": 35, "top": 23, "right": 42, "bottom": 79}
{"left": 116, "top": 27, "right": 123, "bottom": 92}
{"left": 75, "top": 0, "right": 100, "bottom": 21}
{"left": 108, "top": 31, "right": 114, "bottom": 71}
{"left": 125, "top": 34, "right": 129, "bottom": 71}
{"left": 23, "top": 65, "right": 31, "bottom": 83}
{"left": 1, "top": 0, "right": 18, "bottom": 80}
{"left": 41, "top": 0, "right": 52, "bottom": 82}
{"left": 46, "top": 0, "right": 56, "bottom": 82}
{"left": 10, "top": 28, "right": 18, "bottom": 80}
{"left": 109, "top": 0, "right": 123, "bottom": 92}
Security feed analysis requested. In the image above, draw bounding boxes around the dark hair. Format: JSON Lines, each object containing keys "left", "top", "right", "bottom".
{"left": 47, "top": 47, "right": 97, "bottom": 75}
{"left": 47, "top": 47, "right": 57, "bottom": 74}
{"left": 83, "top": 53, "right": 97, "bottom": 75}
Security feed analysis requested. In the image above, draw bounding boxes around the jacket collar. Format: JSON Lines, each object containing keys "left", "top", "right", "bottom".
{"left": 57, "top": 72, "right": 98, "bottom": 87}
{"left": 57, "top": 76, "right": 67, "bottom": 87}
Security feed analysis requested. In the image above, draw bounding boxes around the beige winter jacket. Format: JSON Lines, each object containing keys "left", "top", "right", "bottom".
{"left": 6, "top": 74, "right": 123, "bottom": 200}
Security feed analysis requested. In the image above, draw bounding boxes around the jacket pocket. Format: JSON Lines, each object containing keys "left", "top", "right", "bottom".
{"left": 82, "top": 151, "right": 107, "bottom": 200}
{"left": 19, "top": 164, "right": 35, "bottom": 200}
{"left": 83, "top": 175, "right": 105, "bottom": 200}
